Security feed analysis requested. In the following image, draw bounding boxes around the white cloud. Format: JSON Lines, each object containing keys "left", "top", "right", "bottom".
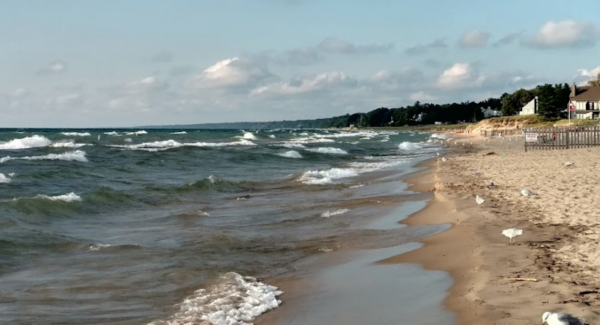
{"left": 574, "top": 66, "right": 600, "bottom": 84}
{"left": 250, "top": 71, "right": 357, "bottom": 97}
{"left": 409, "top": 91, "right": 435, "bottom": 102}
{"left": 405, "top": 39, "right": 447, "bottom": 55}
{"left": 437, "top": 63, "right": 479, "bottom": 89}
{"left": 459, "top": 30, "right": 490, "bottom": 48}
{"left": 526, "top": 20, "right": 599, "bottom": 48}
{"left": 189, "top": 57, "right": 276, "bottom": 90}
{"left": 317, "top": 37, "right": 393, "bottom": 55}
{"left": 37, "top": 61, "right": 67, "bottom": 75}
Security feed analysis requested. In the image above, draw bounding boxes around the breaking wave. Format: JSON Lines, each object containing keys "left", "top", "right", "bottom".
{"left": 0, "top": 135, "right": 52, "bottom": 150}
{"left": 148, "top": 272, "right": 282, "bottom": 325}
{"left": 0, "top": 150, "right": 88, "bottom": 164}
{"left": 278, "top": 151, "right": 302, "bottom": 159}
{"left": 60, "top": 132, "right": 90, "bottom": 137}
{"left": 305, "top": 147, "right": 348, "bottom": 155}
{"left": 125, "top": 130, "right": 148, "bottom": 136}
{"left": 51, "top": 140, "right": 87, "bottom": 148}
{"left": 398, "top": 142, "right": 422, "bottom": 151}
{"left": 299, "top": 168, "right": 359, "bottom": 185}
{"left": 0, "top": 173, "right": 12, "bottom": 183}
{"left": 109, "top": 139, "right": 255, "bottom": 151}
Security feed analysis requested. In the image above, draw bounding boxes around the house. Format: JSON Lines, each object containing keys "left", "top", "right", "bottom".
{"left": 481, "top": 107, "right": 502, "bottom": 118}
{"left": 570, "top": 85, "right": 600, "bottom": 119}
{"left": 519, "top": 97, "right": 538, "bottom": 115}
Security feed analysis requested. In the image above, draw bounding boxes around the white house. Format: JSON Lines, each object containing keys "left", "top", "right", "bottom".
{"left": 519, "top": 97, "right": 538, "bottom": 115}
{"left": 481, "top": 107, "right": 502, "bottom": 118}
{"left": 570, "top": 85, "right": 600, "bottom": 119}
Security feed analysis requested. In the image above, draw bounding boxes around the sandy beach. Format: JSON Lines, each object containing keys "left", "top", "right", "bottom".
{"left": 390, "top": 134, "right": 600, "bottom": 324}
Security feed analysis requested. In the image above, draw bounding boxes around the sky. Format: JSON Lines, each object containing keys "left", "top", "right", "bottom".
{"left": 1, "top": 0, "right": 600, "bottom": 127}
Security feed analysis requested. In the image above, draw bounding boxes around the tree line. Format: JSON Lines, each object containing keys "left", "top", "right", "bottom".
{"left": 162, "top": 76, "right": 600, "bottom": 129}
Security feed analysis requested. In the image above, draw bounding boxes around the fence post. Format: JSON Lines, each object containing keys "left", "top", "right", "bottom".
{"left": 566, "top": 127, "right": 569, "bottom": 149}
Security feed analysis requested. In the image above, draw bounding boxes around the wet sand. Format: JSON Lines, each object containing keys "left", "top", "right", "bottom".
{"left": 260, "top": 133, "right": 600, "bottom": 325}
{"left": 389, "top": 135, "right": 600, "bottom": 324}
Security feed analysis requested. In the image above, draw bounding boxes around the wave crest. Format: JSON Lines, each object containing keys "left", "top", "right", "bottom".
{"left": 305, "top": 147, "right": 348, "bottom": 155}
{"left": 0, "top": 150, "right": 88, "bottom": 164}
{"left": 148, "top": 272, "right": 282, "bottom": 325}
{"left": 0, "top": 135, "right": 51, "bottom": 150}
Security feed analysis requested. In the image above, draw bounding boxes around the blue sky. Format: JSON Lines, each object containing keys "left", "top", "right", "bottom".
{"left": 1, "top": 0, "right": 599, "bottom": 127}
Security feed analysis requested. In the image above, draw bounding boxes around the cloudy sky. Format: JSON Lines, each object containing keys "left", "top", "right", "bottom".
{"left": 2, "top": 0, "right": 600, "bottom": 127}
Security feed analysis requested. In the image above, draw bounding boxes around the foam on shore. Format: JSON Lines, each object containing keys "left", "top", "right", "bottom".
{"left": 148, "top": 272, "right": 282, "bottom": 325}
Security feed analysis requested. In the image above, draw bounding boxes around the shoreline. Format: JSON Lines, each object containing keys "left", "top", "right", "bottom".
{"left": 391, "top": 135, "right": 600, "bottom": 324}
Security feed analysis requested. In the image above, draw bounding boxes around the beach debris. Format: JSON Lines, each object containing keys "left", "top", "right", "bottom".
{"left": 475, "top": 195, "right": 485, "bottom": 205}
{"left": 473, "top": 172, "right": 483, "bottom": 177}
{"left": 542, "top": 311, "right": 584, "bottom": 325}
{"left": 521, "top": 189, "right": 535, "bottom": 197}
{"left": 441, "top": 157, "right": 447, "bottom": 162}
{"left": 484, "top": 151, "right": 496, "bottom": 156}
{"left": 485, "top": 180, "right": 495, "bottom": 188}
{"left": 508, "top": 277, "right": 537, "bottom": 282}
{"left": 502, "top": 228, "right": 523, "bottom": 244}
{"left": 564, "top": 161, "right": 575, "bottom": 167}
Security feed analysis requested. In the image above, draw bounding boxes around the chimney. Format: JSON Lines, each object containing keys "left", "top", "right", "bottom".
{"left": 570, "top": 83, "right": 576, "bottom": 98}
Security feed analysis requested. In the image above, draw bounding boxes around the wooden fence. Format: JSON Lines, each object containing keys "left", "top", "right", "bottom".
{"left": 481, "top": 129, "right": 523, "bottom": 137}
{"left": 524, "top": 126, "right": 600, "bottom": 151}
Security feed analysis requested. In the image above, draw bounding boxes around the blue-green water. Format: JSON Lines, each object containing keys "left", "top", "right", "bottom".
{"left": 0, "top": 128, "right": 442, "bottom": 324}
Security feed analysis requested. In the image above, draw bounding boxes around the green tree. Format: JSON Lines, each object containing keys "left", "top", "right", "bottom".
{"left": 537, "top": 84, "right": 559, "bottom": 119}
{"left": 588, "top": 72, "right": 600, "bottom": 87}
{"left": 513, "top": 88, "right": 534, "bottom": 107}
{"left": 501, "top": 93, "right": 520, "bottom": 116}
{"left": 554, "top": 83, "right": 571, "bottom": 111}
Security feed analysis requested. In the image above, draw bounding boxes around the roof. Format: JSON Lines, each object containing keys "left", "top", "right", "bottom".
{"left": 571, "top": 86, "right": 600, "bottom": 101}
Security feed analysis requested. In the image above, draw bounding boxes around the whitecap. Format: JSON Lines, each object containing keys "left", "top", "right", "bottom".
{"left": 109, "top": 139, "right": 255, "bottom": 151}
{"left": 51, "top": 140, "right": 87, "bottom": 148}
{"left": 241, "top": 132, "right": 257, "bottom": 140}
{"left": 299, "top": 168, "right": 358, "bottom": 185}
{"left": 60, "top": 132, "right": 90, "bottom": 137}
{"left": 0, "top": 135, "right": 51, "bottom": 150}
{"left": 0, "top": 173, "right": 11, "bottom": 184}
{"left": 398, "top": 142, "right": 422, "bottom": 151}
{"left": 305, "top": 147, "right": 348, "bottom": 155}
{"left": 104, "top": 131, "right": 120, "bottom": 136}
{"left": 147, "top": 272, "right": 282, "bottom": 325}
{"left": 125, "top": 130, "right": 148, "bottom": 136}
{"left": 36, "top": 192, "right": 82, "bottom": 202}
{"left": 282, "top": 143, "right": 306, "bottom": 149}
{"left": 0, "top": 150, "right": 88, "bottom": 163}
{"left": 278, "top": 151, "right": 302, "bottom": 159}
{"left": 321, "top": 208, "right": 350, "bottom": 218}
{"left": 171, "top": 131, "right": 187, "bottom": 135}
{"left": 430, "top": 133, "right": 451, "bottom": 140}
{"left": 269, "top": 134, "right": 276, "bottom": 139}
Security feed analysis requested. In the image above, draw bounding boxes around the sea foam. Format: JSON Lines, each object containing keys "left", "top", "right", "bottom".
{"left": 110, "top": 139, "right": 255, "bottom": 151}
{"left": 398, "top": 142, "right": 422, "bottom": 151}
{"left": 0, "top": 135, "right": 52, "bottom": 150}
{"left": 51, "top": 140, "right": 87, "bottom": 148}
{"left": 299, "top": 168, "right": 359, "bottom": 185}
{"left": 305, "top": 147, "right": 348, "bottom": 155}
{"left": 60, "top": 132, "right": 90, "bottom": 137}
{"left": 0, "top": 150, "right": 88, "bottom": 163}
{"left": 0, "top": 173, "right": 11, "bottom": 184}
{"left": 321, "top": 208, "right": 350, "bottom": 218}
{"left": 148, "top": 272, "right": 282, "bottom": 325}
{"left": 278, "top": 150, "right": 302, "bottom": 159}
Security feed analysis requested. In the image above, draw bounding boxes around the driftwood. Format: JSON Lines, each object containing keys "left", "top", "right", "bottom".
{"left": 507, "top": 277, "right": 538, "bottom": 282}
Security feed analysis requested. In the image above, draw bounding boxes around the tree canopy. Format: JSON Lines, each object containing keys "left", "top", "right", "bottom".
{"left": 588, "top": 72, "right": 600, "bottom": 87}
